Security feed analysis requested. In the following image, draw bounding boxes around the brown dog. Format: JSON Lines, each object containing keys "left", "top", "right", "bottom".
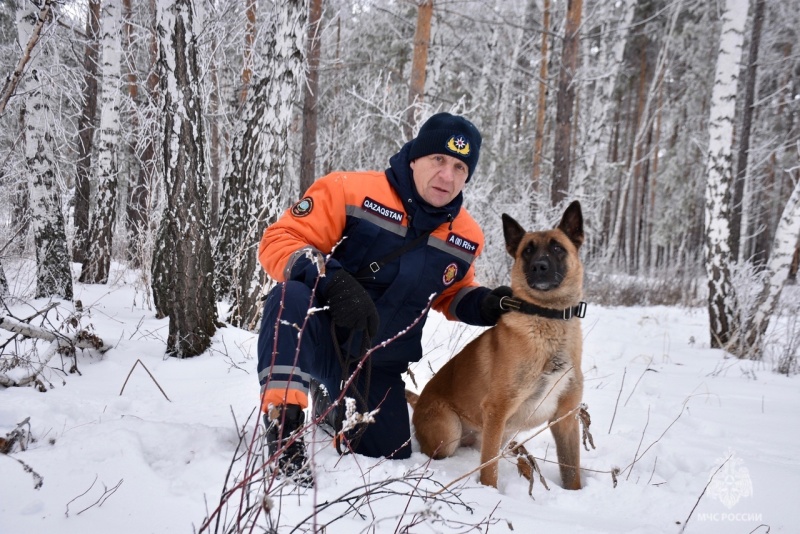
{"left": 409, "top": 201, "right": 586, "bottom": 489}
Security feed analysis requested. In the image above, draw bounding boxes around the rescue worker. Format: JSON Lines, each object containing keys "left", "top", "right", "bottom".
{"left": 257, "top": 112, "right": 511, "bottom": 486}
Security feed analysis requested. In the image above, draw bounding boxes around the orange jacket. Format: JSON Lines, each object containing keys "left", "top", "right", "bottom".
{"left": 259, "top": 149, "right": 490, "bottom": 365}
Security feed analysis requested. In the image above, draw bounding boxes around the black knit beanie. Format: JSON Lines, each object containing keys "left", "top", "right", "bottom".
{"left": 408, "top": 112, "right": 482, "bottom": 182}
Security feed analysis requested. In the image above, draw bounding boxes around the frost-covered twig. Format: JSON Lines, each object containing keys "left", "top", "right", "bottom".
{"left": 626, "top": 405, "right": 650, "bottom": 481}
{"left": 624, "top": 401, "right": 687, "bottom": 480}
{"left": 290, "top": 467, "right": 474, "bottom": 533}
{"left": 118, "top": 359, "right": 171, "bottom": 401}
{"left": 679, "top": 454, "right": 732, "bottom": 533}
{"left": 1, "top": 453, "right": 43, "bottom": 489}
{"left": 624, "top": 358, "right": 654, "bottom": 407}
{"left": 64, "top": 475, "right": 124, "bottom": 517}
{"left": 608, "top": 367, "right": 626, "bottom": 434}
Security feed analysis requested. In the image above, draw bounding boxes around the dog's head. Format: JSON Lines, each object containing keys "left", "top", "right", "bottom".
{"left": 501, "top": 201, "right": 584, "bottom": 306}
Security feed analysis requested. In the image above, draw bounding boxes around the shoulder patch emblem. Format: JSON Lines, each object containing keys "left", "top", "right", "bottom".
{"left": 443, "top": 263, "right": 458, "bottom": 286}
{"left": 446, "top": 135, "right": 470, "bottom": 156}
{"left": 291, "top": 197, "right": 314, "bottom": 217}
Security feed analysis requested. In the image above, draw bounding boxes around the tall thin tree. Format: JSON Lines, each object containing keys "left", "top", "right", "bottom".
{"left": 299, "top": 0, "right": 324, "bottom": 193}
{"left": 151, "top": 0, "right": 216, "bottom": 357}
{"left": 405, "top": 0, "right": 433, "bottom": 139}
{"left": 215, "top": 0, "right": 307, "bottom": 329}
{"left": 72, "top": 0, "right": 100, "bottom": 264}
{"left": 240, "top": 0, "right": 257, "bottom": 105}
{"left": 606, "top": 0, "right": 683, "bottom": 266}
{"left": 17, "top": 0, "right": 72, "bottom": 300}
{"left": 80, "top": 0, "right": 122, "bottom": 284}
{"left": 126, "top": 0, "right": 160, "bottom": 267}
{"left": 550, "top": 0, "right": 582, "bottom": 206}
{"left": 574, "top": 0, "right": 637, "bottom": 198}
{"left": 731, "top": 0, "right": 765, "bottom": 262}
{"left": 704, "top": 0, "right": 748, "bottom": 348}
{"left": 739, "top": 178, "right": 800, "bottom": 358}
{"left": 531, "top": 0, "right": 551, "bottom": 199}
{"left": 208, "top": 33, "right": 222, "bottom": 227}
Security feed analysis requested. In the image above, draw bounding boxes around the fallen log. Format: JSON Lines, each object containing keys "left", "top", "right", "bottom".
{"left": 0, "top": 315, "right": 111, "bottom": 388}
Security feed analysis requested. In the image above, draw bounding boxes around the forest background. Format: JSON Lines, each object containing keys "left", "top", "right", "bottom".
{"left": 1, "top": 0, "right": 799, "bottom": 367}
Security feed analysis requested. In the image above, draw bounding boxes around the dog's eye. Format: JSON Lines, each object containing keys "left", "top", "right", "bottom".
{"left": 551, "top": 241, "right": 565, "bottom": 254}
{"left": 522, "top": 244, "right": 535, "bottom": 258}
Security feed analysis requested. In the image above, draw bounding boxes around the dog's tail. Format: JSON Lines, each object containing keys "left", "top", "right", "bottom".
{"left": 405, "top": 389, "right": 420, "bottom": 408}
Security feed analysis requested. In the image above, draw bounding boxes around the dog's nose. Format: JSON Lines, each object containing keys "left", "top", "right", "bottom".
{"left": 532, "top": 259, "right": 549, "bottom": 273}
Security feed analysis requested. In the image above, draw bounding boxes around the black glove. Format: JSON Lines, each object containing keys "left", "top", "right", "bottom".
{"left": 480, "top": 286, "right": 514, "bottom": 325}
{"left": 323, "top": 270, "right": 380, "bottom": 339}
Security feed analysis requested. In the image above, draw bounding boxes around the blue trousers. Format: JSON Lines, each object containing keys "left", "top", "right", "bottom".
{"left": 257, "top": 281, "right": 412, "bottom": 459}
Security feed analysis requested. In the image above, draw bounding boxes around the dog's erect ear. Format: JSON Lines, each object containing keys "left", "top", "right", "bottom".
{"left": 502, "top": 213, "right": 526, "bottom": 257}
{"left": 558, "top": 201, "right": 584, "bottom": 249}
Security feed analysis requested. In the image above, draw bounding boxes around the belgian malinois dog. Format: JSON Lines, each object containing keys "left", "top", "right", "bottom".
{"left": 408, "top": 201, "right": 586, "bottom": 489}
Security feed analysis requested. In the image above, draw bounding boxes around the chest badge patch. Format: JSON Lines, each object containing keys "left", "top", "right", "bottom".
{"left": 291, "top": 197, "right": 314, "bottom": 217}
{"left": 443, "top": 263, "right": 458, "bottom": 286}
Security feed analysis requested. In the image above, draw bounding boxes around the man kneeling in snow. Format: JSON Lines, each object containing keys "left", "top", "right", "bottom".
{"left": 256, "top": 113, "right": 510, "bottom": 486}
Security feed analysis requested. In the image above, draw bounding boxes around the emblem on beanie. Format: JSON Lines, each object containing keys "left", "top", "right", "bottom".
{"left": 291, "top": 197, "right": 314, "bottom": 217}
{"left": 443, "top": 263, "right": 458, "bottom": 286}
{"left": 446, "top": 135, "right": 471, "bottom": 156}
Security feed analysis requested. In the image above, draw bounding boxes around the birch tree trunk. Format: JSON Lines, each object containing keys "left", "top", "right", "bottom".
{"left": 215, "top": 0, "right": 306, "bottom": 329}
{"left": 740, "top": 178, "right": 800, "bottom": 358}
{"left": 550, "top": 0, "right": 582, "bottom": 207}
{"left": 704, "top": 0, "right": 748, "bottom": 349}
{"left": 17, "top": 0, "right": 72, "bottom": 300}
{"left": 72, "top": 0, "right": 100, "bottom": 264}
{"left": 80, "top": 0, "right": 122, "bottom": 284}
{"left": 152, "top": 0, "right": 216, "bottom": 357}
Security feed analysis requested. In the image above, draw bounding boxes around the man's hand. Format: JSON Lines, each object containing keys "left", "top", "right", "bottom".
{"left": 324, "top": 270, "right": 380, "bottom": 339}
{"left": 480, "top": 286, "right": 513, "bottom": 325}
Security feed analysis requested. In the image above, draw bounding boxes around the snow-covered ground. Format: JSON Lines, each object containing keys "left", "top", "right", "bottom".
{"left": 1, "top": 262, "right": 798, "bottom": 533}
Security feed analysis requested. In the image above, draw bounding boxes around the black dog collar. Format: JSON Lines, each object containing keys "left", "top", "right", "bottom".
{"left": 499, "top": 296, "right": 587, "bottom": 320}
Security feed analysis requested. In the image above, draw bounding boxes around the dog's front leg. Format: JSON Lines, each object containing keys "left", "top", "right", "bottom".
{"left": 478, "top": 400, "right": 510, "bottom": 488}
{"left": 550, "top": 397, "right": 582, "bottom": 490}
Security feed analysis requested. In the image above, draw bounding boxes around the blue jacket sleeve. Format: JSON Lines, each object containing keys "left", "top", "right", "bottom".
{"left": 453, "top": 286, "right": 493, "bottom": 327}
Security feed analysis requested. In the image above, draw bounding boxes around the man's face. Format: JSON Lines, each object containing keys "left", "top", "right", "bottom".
{"left": 409, "top": 154, "right": 469, "bottom": 208}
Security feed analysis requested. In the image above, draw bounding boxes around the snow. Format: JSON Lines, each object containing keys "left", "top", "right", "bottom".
{"left": 2, "top": 262, "right": 799, "bottom": 533}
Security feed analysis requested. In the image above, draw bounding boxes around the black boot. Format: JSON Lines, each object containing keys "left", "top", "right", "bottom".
{"left": 310, "top": 379, "right": 342, "bottom": 436}
{"left": 265, "top": 404, "right": 314, "bottom": 487}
